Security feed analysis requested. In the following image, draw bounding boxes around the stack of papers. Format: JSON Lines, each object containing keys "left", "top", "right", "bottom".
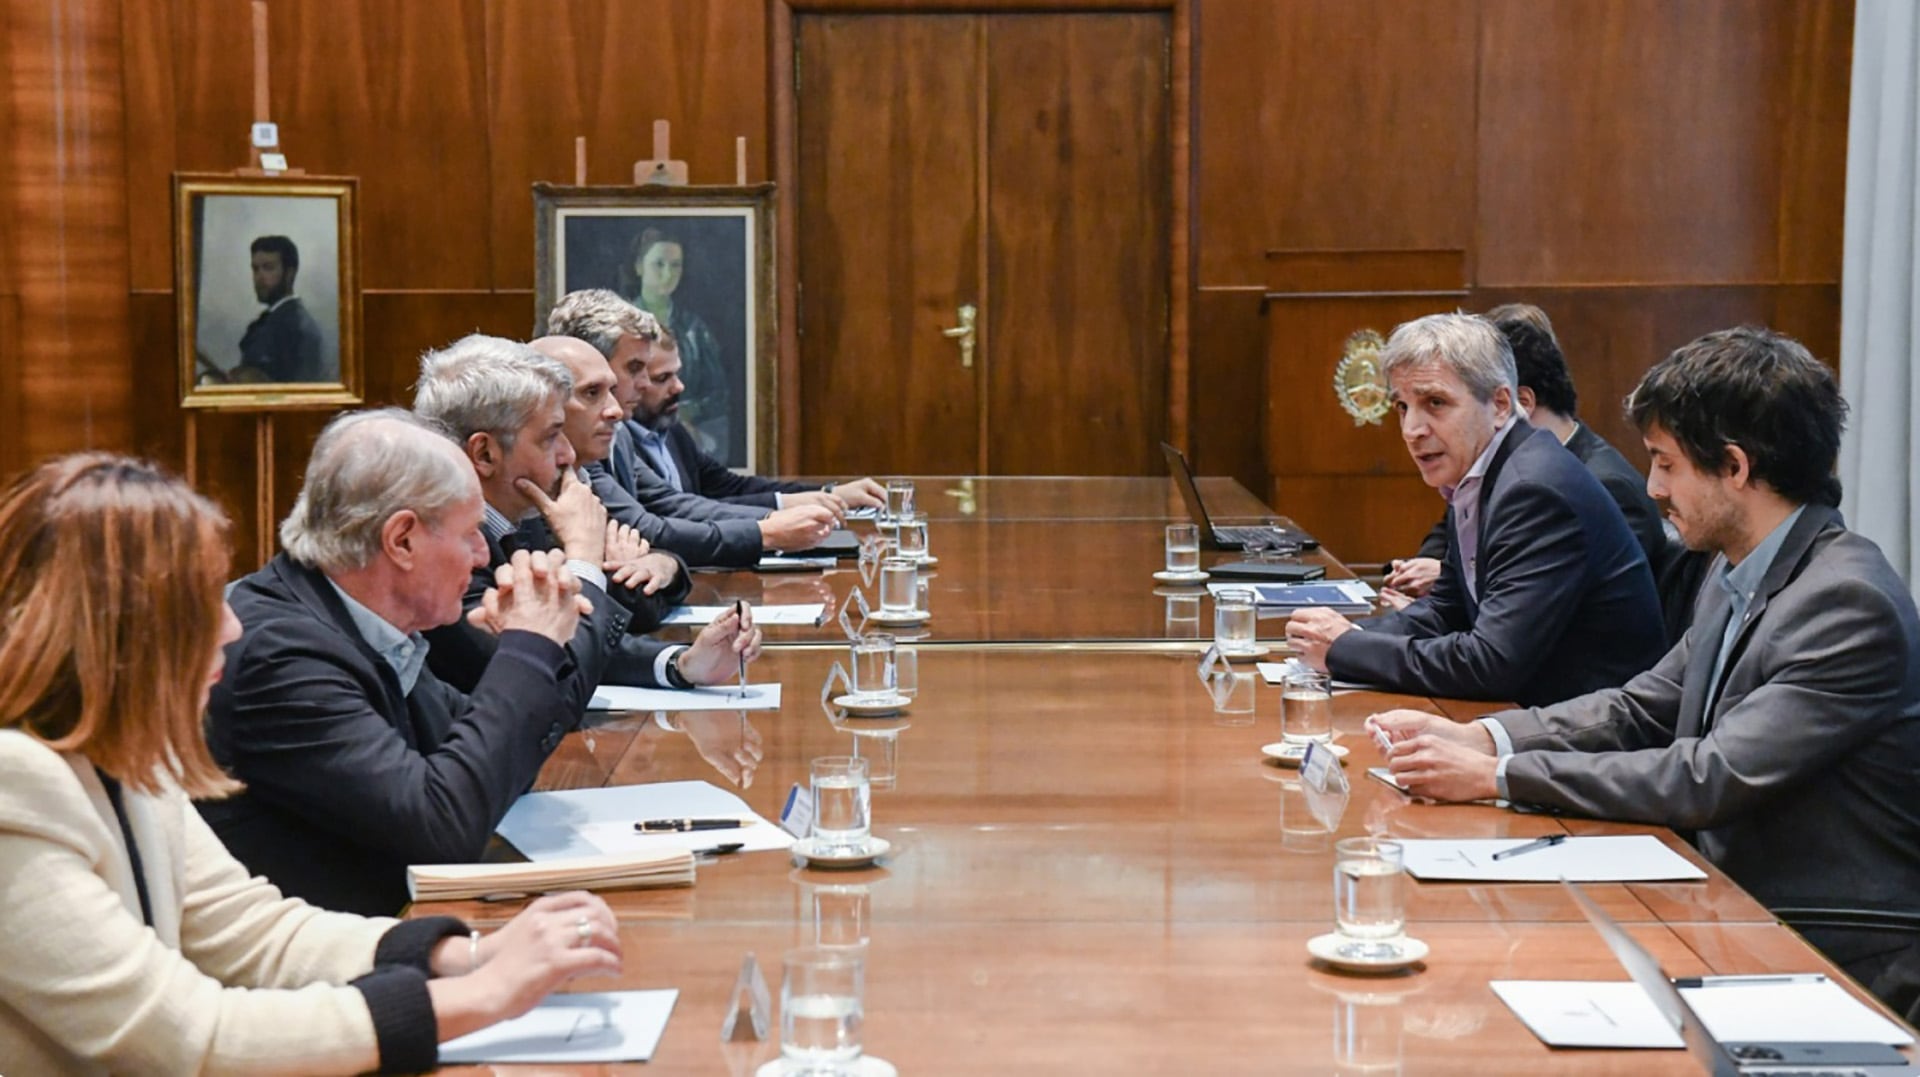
{"left": 1492, "top": 978, "right": 1914, "bottom": 1048}
{"left": 1208, "top": 580, "right": 1376, "bottom": 616}
{"left": 440, "top": 990, "right": 678, "bottom": 1063}
{"left": 1397, "top": 835, "right": 1706, "bottom": 882}
{"left": 407, "top": 849, "right": 694, "bottom": 902}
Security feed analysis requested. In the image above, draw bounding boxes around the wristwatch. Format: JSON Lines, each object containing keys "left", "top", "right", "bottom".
{"left": 663, "top": 648, "right": 694, "bottom": 690}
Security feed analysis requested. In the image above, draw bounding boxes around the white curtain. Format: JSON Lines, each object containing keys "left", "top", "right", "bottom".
{"left": 1840, "top": 1, "right": 1920, "bottom": 585}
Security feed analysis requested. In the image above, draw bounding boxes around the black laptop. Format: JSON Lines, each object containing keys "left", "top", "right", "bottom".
{"left": 1159, "top": 442, "right": 1317, "bottom": 552}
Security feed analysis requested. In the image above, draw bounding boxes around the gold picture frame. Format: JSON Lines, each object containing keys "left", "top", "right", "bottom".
{"left": 533, "top": 183, "right": 777, "bottom": 473}
{"left": 174, "top": 173, "right": 363, "bottom": 410}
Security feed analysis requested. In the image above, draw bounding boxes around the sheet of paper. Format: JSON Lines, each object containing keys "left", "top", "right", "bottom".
{"left": 439, "top": 990, "right": 678, "bottom": 1063}
{"left": 1490, "top": 981, "right": 1681, "bottom": 1048}
{"left": 1209, "top": 580, "right": 1376, "bottom": 604}
{"left": 588, "top": 683, "right": 782, "bottom": 713}
{"left": 1399, "top": 835, "right": 1706, "bottom": 882}
{"left": 1257, "top": 660, "right": 1377, "bottom": 692}
{"left": 499, "top": 780, "right": 792, "bottom": 860}
{"left": 1492, "top": 979, "right": 1914, "bottom": 1049}
{"left": 660, "top": 603, "right": 826, "bottom": 626}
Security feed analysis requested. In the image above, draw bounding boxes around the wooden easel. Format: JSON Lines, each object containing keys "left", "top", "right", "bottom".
{"left": 185, "top": 0, "right": 299, "bottom": 567}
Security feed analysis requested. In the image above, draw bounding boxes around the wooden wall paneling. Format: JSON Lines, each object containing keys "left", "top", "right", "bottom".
{"left": 10, "top": 0, "right": 133, "bottom": 462}
{"left": 486, "top": 0, "right": 769, "bottom": 293}
{"left": 1263, "top": 293, "right": 1468, "bottom": 562}
{"left": 1775, "top": 0, "right": 1854, "bottom": 282}
{"left": 985, "top": 11, "right": 1171, "bottom": 475}
{"left": 119, "top": 0, "right": 200, "bottom": 292}
{"left": 1188, "top": 286, "right": 1267, "bottom": 495}
{"left": 792, "top": 13, "right": 984, "bottom": 476}
{"left": 0, "top": 0, "right": 16, "bottom": 477}
{"left": 1470, "top": 284, "right": 1842, "bottom": 472}
{"left": 270, "top": 0, "right": 490, "bottom": 291}
{"left": 1475, "top": 0, "right": 1844, "bottom": 286}
{"left": 361, "top": 291, "right": 536, "bottom": 405}
{"left": 1192, "top": 0, "right": 1477, "bottom": 286}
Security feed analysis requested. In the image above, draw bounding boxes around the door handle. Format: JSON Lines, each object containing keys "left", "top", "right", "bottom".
{"left": 941, "top": 303, "right": 977, "bottom": 369}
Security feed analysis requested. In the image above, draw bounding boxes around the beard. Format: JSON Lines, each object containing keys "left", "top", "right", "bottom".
{"left": 635, "top": 398, "right": 681, "bottom": 432}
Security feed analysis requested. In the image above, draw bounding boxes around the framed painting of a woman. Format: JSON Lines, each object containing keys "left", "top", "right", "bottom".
{"left": 532, "top": 183, "right": 775, "bottom": 472}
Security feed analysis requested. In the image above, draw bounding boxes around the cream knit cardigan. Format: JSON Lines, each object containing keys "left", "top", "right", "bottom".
{"left": 0, "top": 730, "right": 398, "bottom": 1075}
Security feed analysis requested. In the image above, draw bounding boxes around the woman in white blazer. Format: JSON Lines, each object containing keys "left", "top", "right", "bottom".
{"left": 0, "top": 453, "right": 622, "bottom": 1075}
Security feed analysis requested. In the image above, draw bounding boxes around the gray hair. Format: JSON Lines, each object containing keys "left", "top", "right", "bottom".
{"left": 412, "top": 333, "right": 573, "bottom": 447}
{"left": 545, "top": 289, "right": 660, "bottom": 359}
{"left": 280, "top": 409, "right": 476, "bottom": 572}
{"left": 1379, "top": 312, "right": 1517, "bottom": 404}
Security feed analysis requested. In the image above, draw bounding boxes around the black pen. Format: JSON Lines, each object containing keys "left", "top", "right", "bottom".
{"left": 636, "top": 818, "right": 747, "bottom": 832}
{"left": 1671, "top": 973, "right": 1826, "bottom": 988}
{"left": 1490, "top": 834, "right": 1568, "bottom": 861}
{"left": 734, "top": 599, "right": 748, "bottom": 699}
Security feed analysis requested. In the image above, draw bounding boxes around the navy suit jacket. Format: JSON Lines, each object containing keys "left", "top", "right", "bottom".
{"left": 584, "top": 462, "right": 764, "bottom": 569}
{"left": 1330, "top": 421, "right": 1664, "bottom": 705}
{"left": 644, "top": 420, "right": 812, "bottom": 509}
{"left": 201, "top": 555, "right": 597, "bottom": 915}
{"left": 1416, "top": 423, "right": 1665, "bottom": 574}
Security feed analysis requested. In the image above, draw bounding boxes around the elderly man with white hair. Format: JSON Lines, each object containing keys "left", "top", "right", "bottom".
{"left": 202, "top": 408, "right": 604, "bottom": 916}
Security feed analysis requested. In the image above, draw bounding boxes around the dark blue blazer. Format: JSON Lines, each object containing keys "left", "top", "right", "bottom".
{"left": 1330, "top": 421, "right": 1665, "bottom": 705}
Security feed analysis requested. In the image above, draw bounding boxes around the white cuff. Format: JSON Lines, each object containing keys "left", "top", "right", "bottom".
{"left": 774, "top": 492, "right": 788, "bottom": 509}
{"left": 1494, "top": 754, "right": 1513, "bottom": 801}
{"left": 564, "top": 558, "right": 608, "bottom": 593}
{"left": 1477, "top": 717, "right": 1515, "bottom": 757}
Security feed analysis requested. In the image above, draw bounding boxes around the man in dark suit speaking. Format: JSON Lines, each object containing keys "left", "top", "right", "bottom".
{"left": 1370, "top": 327, "right": 1920, "bottom": 1006}
{"left": 1286, "top": 312, "right": 1664, "bottom": 705}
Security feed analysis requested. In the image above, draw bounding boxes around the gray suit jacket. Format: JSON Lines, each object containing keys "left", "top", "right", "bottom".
{"left": 583, "top": 462, "right": 764, "bottom": 569}
{"left": 1494, "top": 504, "right": 1920, "bottom": 925}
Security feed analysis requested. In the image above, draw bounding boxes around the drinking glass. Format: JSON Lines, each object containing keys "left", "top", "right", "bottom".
{"left": 896, "top": 513, "right": 929, "bottom": 560}
{"left": 1213, "top": 588, "right": 1258, "bottom": 654}
{"left": 879, "top": 556, "right": 918, "bottom": 614}
{"left": 1164, "top": 523, "right": 1201, "bottom": 574}
{"left": 1333, "top": 837, "right": 1407, "bottom": 959}
{"left": 781, "top": 945, "right": 866, "bottom": 1072}
{"left": 810, "top": 756, "right": 872, "bottom": 854}
{"left": 883, "top": 479, "right": 915, "bottom": 526}
{"left": 1282, "top": 669, "right": 1335, "bottom": 744}
{"left": 848, "top": 634, "right": 896, "bottom": 701}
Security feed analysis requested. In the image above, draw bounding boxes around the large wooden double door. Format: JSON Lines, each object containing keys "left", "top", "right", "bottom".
{"left": 794, "top": 11, "right": 1171, "bottom": 476}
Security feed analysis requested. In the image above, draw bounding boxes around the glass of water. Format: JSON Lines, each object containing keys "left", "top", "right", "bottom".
{"left": 1282, "top": 669, "right": 1334, "bottom": 744}
{"left": 1333, "top": 837, "right": 1406, "bottom": 959}
{"left": 849, "top": 634, "right": 897, "bottom": 701}
{"left": 1213, "top": 588, "right": 1258, "bottom": 654}
{"left": 781, "top": 945, "right": 865, "bottom": 1072}
{"left": 810, "top": 755, "right": 872, "bottom": 854}
{"left": 884, "top": 479, "right": 915, "bottom": 525}
{"left": 1164, "top": 523, "right": 1201, "bottom": 575}
{"left": 896, "top": 513, "right": 929, "bottom": 560}
{"left": 879, "top": 556, "right": 918, "bottom": 614}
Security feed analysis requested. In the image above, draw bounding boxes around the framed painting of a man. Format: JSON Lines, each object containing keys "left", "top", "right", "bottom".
{"left": 533, "top": 183, "right": 775, "bottom": 472}
{"left": 174, "top": 174, "right": 362, "bottom": 410}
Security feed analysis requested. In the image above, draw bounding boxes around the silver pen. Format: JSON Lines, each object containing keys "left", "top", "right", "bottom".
{"left": 1671, "top": 973, "right": 1827, "bottom": 988}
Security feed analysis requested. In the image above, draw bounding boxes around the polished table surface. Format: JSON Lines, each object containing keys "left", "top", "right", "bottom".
{"left": 424, "top": 478, "right": 1911, "bottom": 1073}
{"left": 838, "top": 475, "right": 1274, "bottom": 523}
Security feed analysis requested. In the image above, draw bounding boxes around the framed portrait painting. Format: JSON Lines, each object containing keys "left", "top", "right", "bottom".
{"left": 533, "top": 183, "right": 776, "bottom": 472}
{"left": 173, "top": 173, "right": 363, "bottom": 410}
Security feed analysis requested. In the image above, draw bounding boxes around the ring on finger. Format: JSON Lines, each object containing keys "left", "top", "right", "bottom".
{"left": 574, "top": 915, "right": 592, "bottom": 947}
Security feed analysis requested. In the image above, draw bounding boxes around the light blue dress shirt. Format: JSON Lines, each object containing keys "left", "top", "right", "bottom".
{"left": 325, "top": 579, "right": 430, "bottom": 695}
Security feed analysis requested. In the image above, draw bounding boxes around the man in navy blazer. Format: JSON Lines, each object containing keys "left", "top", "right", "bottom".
{"left": 1286, "top": 313, "right": 1664, "bottom": 705}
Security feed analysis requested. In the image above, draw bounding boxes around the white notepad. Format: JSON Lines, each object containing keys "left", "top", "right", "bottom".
{"left": 660, "top": 603, "right": 827, "bottom": 626}
{"left": 439, "top": 990, "right": 678, "bottom": 1063}
{"left": 588, "top": 683, "right": 782, "bottom": 712}
{"left": 498, "top": 780, "right": 794, "bottom": 860}
{"left": 1492, "top": 979, "right": 1914, "bottom": 1049}
{"left": 1398, "top": 835, "right": 1706, "bottom": 882}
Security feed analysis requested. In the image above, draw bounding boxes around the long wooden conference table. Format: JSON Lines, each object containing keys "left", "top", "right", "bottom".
{"left": 423, "top": 476, "right": 1913, "bottom": 1074}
